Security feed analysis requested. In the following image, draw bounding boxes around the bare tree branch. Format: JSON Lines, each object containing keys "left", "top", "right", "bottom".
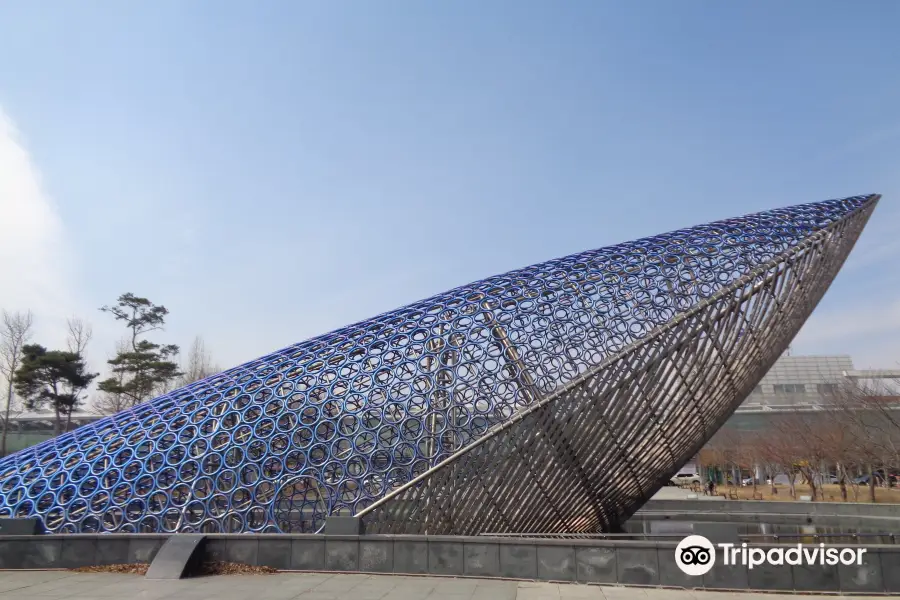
{"left": 91, "top": 336, "right": 131, "bottom": 416}
{"left": 179, "top": 335, "right": 220, "bottom": 386}
{"left": 65, "top": 316, "right": 93, "bottom": 357}
{"left": 0, "top": 310, "right": 34, "bottom": 456}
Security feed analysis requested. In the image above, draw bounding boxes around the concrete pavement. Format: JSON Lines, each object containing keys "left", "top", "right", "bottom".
{"left": 0, "top": 571, "right": 892, "bottom": 600}
{"left": 649, "top": 487, "right": 715, "bottom": 501}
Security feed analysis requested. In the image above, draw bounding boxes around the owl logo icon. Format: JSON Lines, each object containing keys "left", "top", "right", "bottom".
{"left": 675, "top": 535, "right": 716, "bottom": 576}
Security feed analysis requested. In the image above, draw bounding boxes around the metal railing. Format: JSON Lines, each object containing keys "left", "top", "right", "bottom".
{"left": 477, "top": 531, "right": 898, "bottom": 544}
{"left": 478, "top": 532, "right": 686, "bottom": 539}
{"left": 743, "top": 532, "right": 899, "bottom": 544}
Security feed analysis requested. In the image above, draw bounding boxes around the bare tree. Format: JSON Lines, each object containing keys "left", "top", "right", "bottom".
{"left": 706, "top": 427, "right": 743, "bottom": 488}
{"left": 66, "top": 316, "right": 93, "bottom": 356}
{"left": 755, "top": 428, "right": 786, "bottom": 495}
{"left": 782, "top": 412, "right": 830, "bottom": 501}
{"left": 855, "top": 378, "right": 900, "bottom": 484}
{"left": 766, "top": 416, "right": 807, "bottom": 499}
{"left": 738, "top": 433, "right": 764, "bottom": 494}
{"left": 815, "top": 405, "right": 859, "bottom": 502}
{"left": 853, "top": 376, "right": 900, "bottom": 436}
{"left": 92, "top": 337, "right": 131, "bottom": 415}
{"left": 703, "top": 375, "right": 900, "bottom": 504}
{"left": 0, "top": 310, "right": 34, "bottom": 456}
{"left": 831, "top": 379, "right": 900, "bottom": 502}
{"left": 700, "top": 437, "right": 726, "bottom": 489}
{"left": 180, "top": 336, "right": 220, "bottom": 386}
{"left": 722, "top": 428, "right": 744, "bottom": 487}
{"left": 820, "top": 382, "right": 898, "bottom": 501}
{"left": 63, "top": 316, "right": 94, "bottom": 430}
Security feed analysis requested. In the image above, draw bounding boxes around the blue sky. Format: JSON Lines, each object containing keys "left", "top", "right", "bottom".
{"left": 1, "top": 0, "right": 898, "bottom": 377}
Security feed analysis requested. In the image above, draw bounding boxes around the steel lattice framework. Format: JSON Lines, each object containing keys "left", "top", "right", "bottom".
{"left": 0, "top": 194, "right": 879, "bottom": 535}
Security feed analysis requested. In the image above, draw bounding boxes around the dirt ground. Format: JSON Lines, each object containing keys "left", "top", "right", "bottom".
{"left": 706, "top": 483, "right": 900, "bottom": 502}
{"left": 71, "top": 562, "right": 277, "bottom": 576}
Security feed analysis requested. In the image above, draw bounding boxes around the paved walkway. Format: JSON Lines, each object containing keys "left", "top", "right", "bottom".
{"left": 650, "top": 487, "right": 717, "bottom": 500}
{"left": 0, "top": 571, "right": 887, "bottom": 600}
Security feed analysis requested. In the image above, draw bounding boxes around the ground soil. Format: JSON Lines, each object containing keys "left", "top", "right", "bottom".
{"left": 72, "top": 564, "right": 149, "bottom": 575}
{"left": 196, "top": 562, "right": 278, "bottom": 575}
{"left": 70, "top": 562, "right": 277, "bottom": 576}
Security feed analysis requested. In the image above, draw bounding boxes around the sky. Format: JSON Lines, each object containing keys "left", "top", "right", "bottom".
{"left": 1, "top": 0, "right": 899, "bottom": 383}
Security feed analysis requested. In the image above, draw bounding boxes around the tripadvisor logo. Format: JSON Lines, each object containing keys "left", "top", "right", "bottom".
{"left": 675, "top": 535, "right": 716, "bottom": 576}
{"left": 675, "top": 535, "right": 868, "bottom": 576}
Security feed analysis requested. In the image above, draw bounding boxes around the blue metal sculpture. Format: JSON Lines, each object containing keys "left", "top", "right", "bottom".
{"left": 0, "top": 194, "right": 879, "bottom": 534}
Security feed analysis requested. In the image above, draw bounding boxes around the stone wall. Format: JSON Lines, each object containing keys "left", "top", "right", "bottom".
{"left": 1, "top": 533, "right": 898, "bottom": 593}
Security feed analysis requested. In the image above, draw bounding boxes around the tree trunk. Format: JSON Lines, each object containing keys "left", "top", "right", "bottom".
{"left": 53, "top": 405, "right": 61, "bottom": 436}
{"left": 65, "top": 409, "right": 72, "bottom": 433}
{"left": 807, "top": 475, "right": 818, "bottom": 502}
{"left": 837, "top": 463, "right": 848, "bottom": 502}
{"left": 868, "top": 464, "right": 877, "bottom": 502}
{"left": 1, "top": 380, "right": 13, "bottom": 456}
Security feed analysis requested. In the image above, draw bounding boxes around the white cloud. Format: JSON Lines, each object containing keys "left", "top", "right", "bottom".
{"left": 0, "top": 106, "right": 75, "bottom": 350}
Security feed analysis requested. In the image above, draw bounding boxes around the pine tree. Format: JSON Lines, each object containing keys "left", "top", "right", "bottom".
{"left": 14, "top": 344, "right": 97, "bottom": 435}
{"left": 97, "top": 293, "right": 182, "bottom": 408}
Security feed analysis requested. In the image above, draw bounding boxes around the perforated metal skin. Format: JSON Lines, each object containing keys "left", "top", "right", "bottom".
{"left": 0, "top": 195, "right": 879, "bottom": 535}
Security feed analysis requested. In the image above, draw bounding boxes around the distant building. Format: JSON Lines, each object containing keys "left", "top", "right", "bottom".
{"left": 724, "top": 354, "right": 900, "bottom": 431}
{"left": 678, "top": 355, "right": 899, "bottom": 474}
{"left": 0, "top": 411, "right": 102, "bottom": 457}
{"left": 739, "top": 354, "right": 854, "bottom": 410}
